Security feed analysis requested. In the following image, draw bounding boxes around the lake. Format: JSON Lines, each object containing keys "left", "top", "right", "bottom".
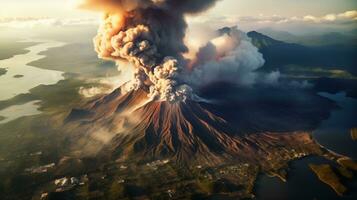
{"left": 0, "top": 40, "right": 65, "bottom": 101}
{"left": 0, "top": 40, "right": 65, "bottom": 124}
{"left": 255, "top": 92, "right": 357, "bottom": 200}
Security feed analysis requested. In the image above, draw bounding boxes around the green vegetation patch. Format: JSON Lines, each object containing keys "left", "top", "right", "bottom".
{"left": 0, "top": 68, "right": 7, "bottom": 76}
{"left": 277, "top": 65, "right": 357, "bottom": 79}
{"left": 28, "top": 43, "right": 118, "bottom": 78}
{"left": 13, "top": 75, "right": 24, "bottom": 78}
{"left": 0, "top": 40, "right": 38, "bottom": 60}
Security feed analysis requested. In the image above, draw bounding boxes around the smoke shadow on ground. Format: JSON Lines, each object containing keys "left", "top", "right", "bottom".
{"left": 198, "top": 82, "right": 337, "bottom": 134}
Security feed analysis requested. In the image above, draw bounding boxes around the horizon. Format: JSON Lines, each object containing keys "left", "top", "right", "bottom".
{"left": 0, "top": 1, "right": 356, "bottom": 200}
{"left": 0, "top": 0, "right": 356, "bottom": 35}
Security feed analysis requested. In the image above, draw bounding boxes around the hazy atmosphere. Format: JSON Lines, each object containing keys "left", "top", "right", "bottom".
{"left": 0, "top": 0, "right": 356, "bottom": 200}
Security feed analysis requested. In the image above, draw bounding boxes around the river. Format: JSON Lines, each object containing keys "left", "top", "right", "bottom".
{"left": 0, "top": 40, "right": 65, "bottom": 123}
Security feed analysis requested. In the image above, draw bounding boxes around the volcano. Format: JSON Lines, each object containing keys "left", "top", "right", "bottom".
{"left": 66, "top": 86, "right": 337, "bottom": 167}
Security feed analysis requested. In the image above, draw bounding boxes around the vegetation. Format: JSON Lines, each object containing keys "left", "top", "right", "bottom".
{"left": 0, "top": 68, "right": 7, "bottom": 76}
{"left": 1, "top": 32, "right": 356, "bottom": 200}
{"left": 13, "top": 74, "right": 24, "bottom": 78}
{"left": 28, "top": 43, "right": 118, "bottom": 78}
{"left": 0, "top": 40, "right": 38, "bottom": 60}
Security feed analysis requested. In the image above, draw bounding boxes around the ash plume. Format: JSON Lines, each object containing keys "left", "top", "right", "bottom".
{"left": 66, "top": 2, "right": 343, "bottom": 167}
{"left": 80, "top": 0, "right": 220, "bottom": 102}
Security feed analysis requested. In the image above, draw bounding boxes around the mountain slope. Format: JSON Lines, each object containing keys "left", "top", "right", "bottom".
{"left": 107, "top": 100, "right": 237, "bottom": 164}
{"left": 66, "top": 87, "right": 336, "bottom": 167}
{"left": 247, "top": 31, "right": 357, "bottom": 76}
{"left": 257, "top": 28, "right": 357, "bottom": 46}
{"left": 247, "top": 31, "right": 284, "bottom": 49}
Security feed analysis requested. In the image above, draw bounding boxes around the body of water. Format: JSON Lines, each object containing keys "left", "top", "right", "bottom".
{"left": 0, "top": 40, "right": 65, "bottom": 124}
{"left": 0, "top": 40, "right": 65, "bottom": 101}
{"left": 0, "top": 100, "right": 42, "bottom": 124}
{"left": 314, "top": 92, "right": 357, "bottom": 159}
{"left": 256, "top": 92, "right": 357, "bottom": 200}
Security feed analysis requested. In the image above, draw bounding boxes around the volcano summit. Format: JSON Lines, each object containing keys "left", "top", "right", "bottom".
{"left": 65, "top": 82, "right": 357, "bottom": 199}
{"left": 62, "top": 0, "right": 357, "bottom": 199}
{"left": 68, "top": 86, "right": 331, "bottom": 165}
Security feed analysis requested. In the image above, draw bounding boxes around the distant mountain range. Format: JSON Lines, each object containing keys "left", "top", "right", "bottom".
{"left": 256, "top": 28, "right": 357, "bottom": 46}
{"left": 246, "top": 30, "right": 357, "bottom": 98}
{"left": 247, "top": 31, "right": 284, "bottom": 49}
{"left": 246, "top": 30, "right": 357, "bottom": 76}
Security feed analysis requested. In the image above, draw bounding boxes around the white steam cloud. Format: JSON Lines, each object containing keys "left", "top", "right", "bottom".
{"left": 187, "top": 27, "right": 279, "bottom": 87}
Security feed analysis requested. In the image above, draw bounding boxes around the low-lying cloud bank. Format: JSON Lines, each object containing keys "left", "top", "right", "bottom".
{"left": 190, "top": 10, "right": 357, "bottom": 26}
{"left": 2, "top": 9, "right": 355, "bottom": 32}
{"left": 0, "top": 17, "right": 99, "bottom": 28}
{"left": 188, "top": 10, "right": 357, "bottom": 34}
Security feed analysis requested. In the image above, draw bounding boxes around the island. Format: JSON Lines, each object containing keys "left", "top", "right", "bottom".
{"left": 0, "top": 68, "right": 7, "bottom": 76}
{"left": 13, "top": 74, "right": 24, "bottom": 78}
{"left": 309, "top": 164, "right": 347, "bottom": 196}
{"left": 351, "top": 128, "right": 357, "bottom": 141}
{"left": 338, "top": 166, "right": 354, "bottom": 179}
{"left": 338, "top": 157, "right": 357, "bottom": 171}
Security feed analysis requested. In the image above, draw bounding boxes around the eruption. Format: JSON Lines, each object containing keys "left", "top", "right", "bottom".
{"left": 188, "top": 27, "right": 267, "bottom": 86}
{"left": 62, "top": 3, "right": 357, "bottom": 199}
{"left": 67, "top": 0, "right": 283, "bottom": 162}
{"left": 79, "top": 0, "right": 220, "bottom": 102}
{"left": 67, "top": 0, "right": 312, "bottom": 163}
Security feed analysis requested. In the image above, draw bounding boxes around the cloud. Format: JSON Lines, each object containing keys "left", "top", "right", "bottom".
{"left": 78, "top": 0, "right": 222, "bottom": 102}
{"left": 78, "top": 67, "right": 136, "bottom": 98}
{"left": 0, "top": 17, "right": 99, "bottom": 28}
{"left": 303, "top": 10, "right": 357, "bottom": 23}
{"left": 188, "top": 10, "right": 357, "bottom": 30}
{"left": 186, "top": 27, "right": 280, "bottom": 87}
{"left": 79, "top": 86, "right": 112, "bottom": 98}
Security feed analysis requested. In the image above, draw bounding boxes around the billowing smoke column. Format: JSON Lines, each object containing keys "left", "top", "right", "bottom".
{"left": 80, "top": 0, "right": 219, "bottom": 102}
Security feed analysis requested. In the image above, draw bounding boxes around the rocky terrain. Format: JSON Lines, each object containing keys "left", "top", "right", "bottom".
{"left": 61, "top": 85, "right": 357, "bottom": 199}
